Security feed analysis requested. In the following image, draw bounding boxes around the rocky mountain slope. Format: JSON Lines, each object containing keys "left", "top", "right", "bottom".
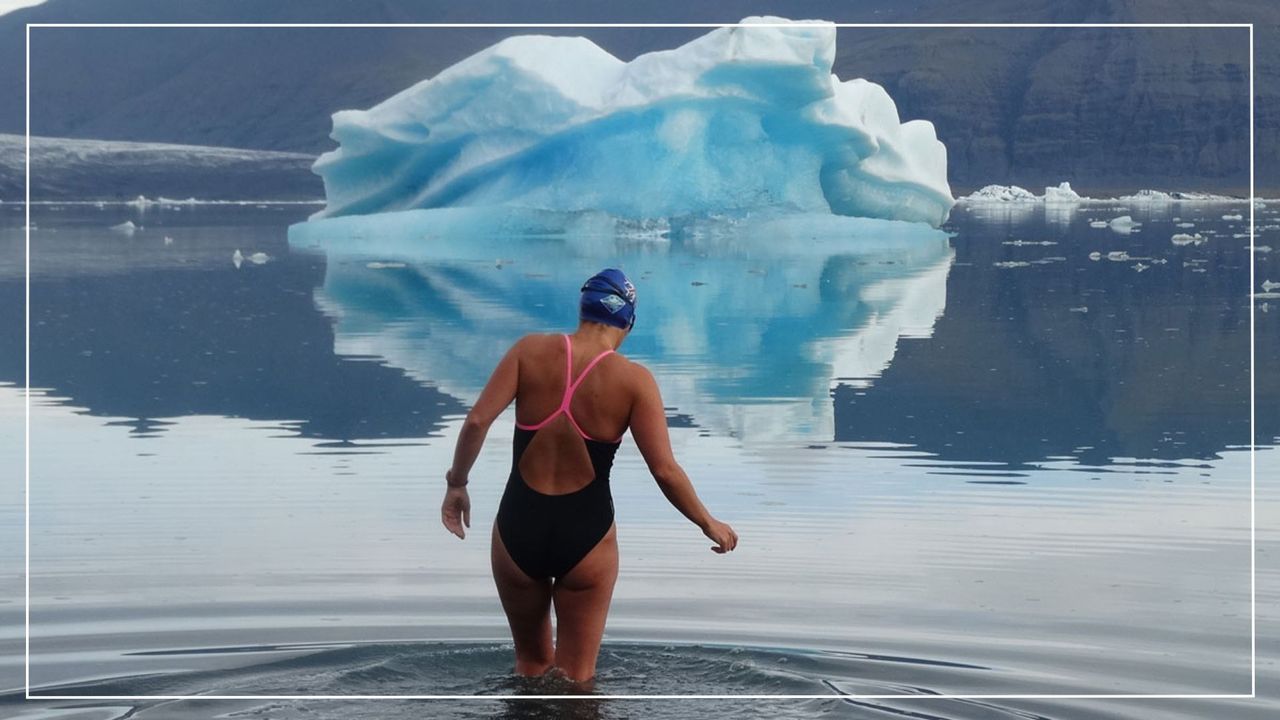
{"left": 0, "top": 0, "right": 1272, "bottom": 196}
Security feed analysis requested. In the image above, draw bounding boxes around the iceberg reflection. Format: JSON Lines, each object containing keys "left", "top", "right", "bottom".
{"left": 289, "top": 210, "right": 953, "bottom": 441}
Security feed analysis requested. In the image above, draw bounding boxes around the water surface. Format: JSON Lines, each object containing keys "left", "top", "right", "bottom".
{"left": 1, "top": 199, "right": 1276, "bottom": 718}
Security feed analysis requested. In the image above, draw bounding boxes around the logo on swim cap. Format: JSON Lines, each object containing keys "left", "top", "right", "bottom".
{"left": 600, "top": 294, "right": 626, "bottom": 313}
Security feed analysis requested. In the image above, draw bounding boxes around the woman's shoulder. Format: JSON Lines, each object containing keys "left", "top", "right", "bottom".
{"left": 606, "top": 352, "right": 652, "bottom": 385}
{"left": 507, "top": 332, "right": 567, "bottom": 364}
{"left": 512, "top": 332, "right": 563, "bottom": 350}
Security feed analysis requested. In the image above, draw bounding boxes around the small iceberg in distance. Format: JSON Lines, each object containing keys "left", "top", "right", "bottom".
{"left": 959, "top": 182, "right": 1244, "bottom": 204}
{"left": 304, "top": 17, "right": 954, "bottom": 229}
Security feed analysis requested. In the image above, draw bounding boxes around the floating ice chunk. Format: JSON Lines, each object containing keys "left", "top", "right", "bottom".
{"left": 1108, "top": 215, "right": 1139, "bottom": 234}
{"left": 1119, "top": 189, "right": 1239, "bottom": 202}
{"left": 1175, "top": 222, "right": 1196, "bottom": 228}
{"left": 1251, "top": 245, "right": 1273, "bottom": 253}
{"left": 1002, "top": 239, "right": 1057, "bottom": 246}
{"left": 1119, "top": 189, "right": 1174, "bottom": 204}
{"left": 1089, "top": 220, "right": 1108, "bottom": 228}
{"left": 1223, "top": 213, "right": 1243, "bottom": 220}
{"left": 1107, "top": 251, "right": 1132, "bottom": 261}
{"left": 955, "top": 184, "right": 1246, "bottom": 205}
{"left": 1132, "top": 263, "right": 1149, "bottom": 272}
{"left": 963, "top": 184, "right": 1037, "bottom": 202}
{"left": 109, "top": 220, "right": 137, "bottom": 234}
{"left": 126, "top": 195, "right": 155, "bottom": 209}
{"left": 231, "top": 249, "right": 268, "bottom": 267}
{"left": 1171, "top": 232, "right": 1205, "bottom": 246}
{"left": 1069, "top": 306, "right": 1088, "bottom": 313}
{"left": 310, "top": 17, "right": 954, "bottom": 227}
{"left": 1088, "top": 251, "right": 1102, "bottom": 261}
{"left": 993, "top": 260, "right": 1031, "bottom": 268}
{"left": 1043, "top": 181, "right": 1082, "bottom": 203}
{"left": 1263, "top": 279, "right": 1280, "bottom": 292}
{"left": 163, "top": 235, "right": 174, "bottom": 245}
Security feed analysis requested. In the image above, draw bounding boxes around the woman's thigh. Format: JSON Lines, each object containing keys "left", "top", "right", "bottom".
{"left": 491, "top": 524, "right": 554, "bottom": 671}
{"left": 551, "top": 523, "right": 619, "bottom": 682}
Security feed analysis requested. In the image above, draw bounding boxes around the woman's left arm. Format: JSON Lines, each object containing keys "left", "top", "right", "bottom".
{"left": 441, "top": 337, "right": 524, "bottom": 539}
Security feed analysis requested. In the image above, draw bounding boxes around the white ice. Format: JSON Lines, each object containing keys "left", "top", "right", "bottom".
{"left": 1108, "top": 215, "right": 1139, "bottom": 234}
{"left": 1043, "top": 182, "right": 1082, "bottom": 203}
{"left": 965, "top": 184, "right": 1038, "bottom": 202}
{"left": 959, "top": 183, "right": 1245, "bottom": 205}
{"left": 1171, "top": 233, "right": 1206, "bottom": 246}
{"left": 309, "top": 17, "right": 955, "bottom": 228}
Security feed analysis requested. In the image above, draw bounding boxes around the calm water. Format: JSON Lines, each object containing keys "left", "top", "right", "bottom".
{"left": 1, "top": 199, "right": 1277, "bottom": 718}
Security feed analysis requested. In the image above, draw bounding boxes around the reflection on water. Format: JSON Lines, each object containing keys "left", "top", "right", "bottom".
{"left": 289, "top": 209, "right": 954, "bottom": 440}
{"left": 0, "top": 200, "right": 1276, "bottom": 718}
{"left": 840, "top": 201, "right": 1276, "bottom": 469}
{"left": 1, "top": 206, "right": 464, "bottom": 440}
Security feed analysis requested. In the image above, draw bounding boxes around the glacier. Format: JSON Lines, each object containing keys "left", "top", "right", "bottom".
{"left": 307, "top": 17, "right": 954, "bottom": 228}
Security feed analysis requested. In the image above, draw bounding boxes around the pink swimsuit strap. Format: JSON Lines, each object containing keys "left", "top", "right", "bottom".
{"left": 515, "top": 334, "right": 617, "bottom": 441}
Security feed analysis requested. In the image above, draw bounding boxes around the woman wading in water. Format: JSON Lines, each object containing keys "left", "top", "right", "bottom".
{"left": 441, "top": 268, "right": 738, "bottom": 687}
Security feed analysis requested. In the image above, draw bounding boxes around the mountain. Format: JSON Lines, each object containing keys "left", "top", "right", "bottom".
{"left": 0, "top": 0, "right": 1274, "bottom": 196}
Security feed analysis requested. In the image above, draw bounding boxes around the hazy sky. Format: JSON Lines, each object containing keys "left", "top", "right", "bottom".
{"left": 0, "top": 0, "right": 45, "bottom": 17}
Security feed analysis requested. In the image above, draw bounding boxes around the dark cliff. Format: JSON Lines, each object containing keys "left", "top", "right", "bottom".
{"left": 0, "top": 0, "right": 1272, "bottom": 195}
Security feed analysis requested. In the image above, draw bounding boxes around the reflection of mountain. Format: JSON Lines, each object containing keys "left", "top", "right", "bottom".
{"left": 835, "top": 208, "right": 1279, "bottom": 465}
{"left": 290, "top": 210, "right": 954, "bottom": 440}
{"left": 0, "top": 214, "right": 464, "bottom": 440}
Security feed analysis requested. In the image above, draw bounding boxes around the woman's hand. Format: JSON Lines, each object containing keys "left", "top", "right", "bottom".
{"left": 441, "top": 480, "right": 471, "bottom": 540}
{"left": 701, "top": 518, "right": 738, "bottom": 554}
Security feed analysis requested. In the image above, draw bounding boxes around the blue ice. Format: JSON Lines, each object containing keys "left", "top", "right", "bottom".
{"left": 306, "top": 17, "right": 954, "bottom": 228}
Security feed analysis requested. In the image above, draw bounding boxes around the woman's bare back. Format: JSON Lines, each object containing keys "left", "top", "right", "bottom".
{"left": 513, "top": 332, "right": 634, "bottom": 495}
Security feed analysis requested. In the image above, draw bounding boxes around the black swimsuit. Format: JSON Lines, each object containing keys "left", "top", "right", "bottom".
{"left": 495, "top": 335, "right": 622, "bottom": 580}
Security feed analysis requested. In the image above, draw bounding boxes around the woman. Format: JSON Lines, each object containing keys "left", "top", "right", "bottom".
{"left": 441, "top": 268, "right": 738, "bottom": 687}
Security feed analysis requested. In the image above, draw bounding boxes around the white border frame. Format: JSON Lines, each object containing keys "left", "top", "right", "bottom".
{"left": 22, "top": 18, "right": 1259, "bottom": 702}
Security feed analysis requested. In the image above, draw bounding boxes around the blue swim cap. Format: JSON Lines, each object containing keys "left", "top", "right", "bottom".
{"left": 580, "top": 268, "right": 636, "bottom": 330}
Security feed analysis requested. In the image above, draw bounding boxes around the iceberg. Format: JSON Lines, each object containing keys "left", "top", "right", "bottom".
{"left": 308, "top": 17, "right": 954, "bottom": 228}
{"left": 963, "top": 184, "right": 1038, "bottom": 203}
{"left": 958, "top": 182, "right": 1245, "bottom": 205}
{"left": 1042, "top": 181, "right": 1082, "bottom": 203}
{"left": 1108, "top": 215, "right": 1140, "bottom": 234}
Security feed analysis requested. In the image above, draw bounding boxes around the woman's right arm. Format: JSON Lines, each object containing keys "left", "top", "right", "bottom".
{"left": 628, "top": 364, "right": 738, "bottom": 553}
{"left": 441, "top": 335, "right": 525, "bottom": 539}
